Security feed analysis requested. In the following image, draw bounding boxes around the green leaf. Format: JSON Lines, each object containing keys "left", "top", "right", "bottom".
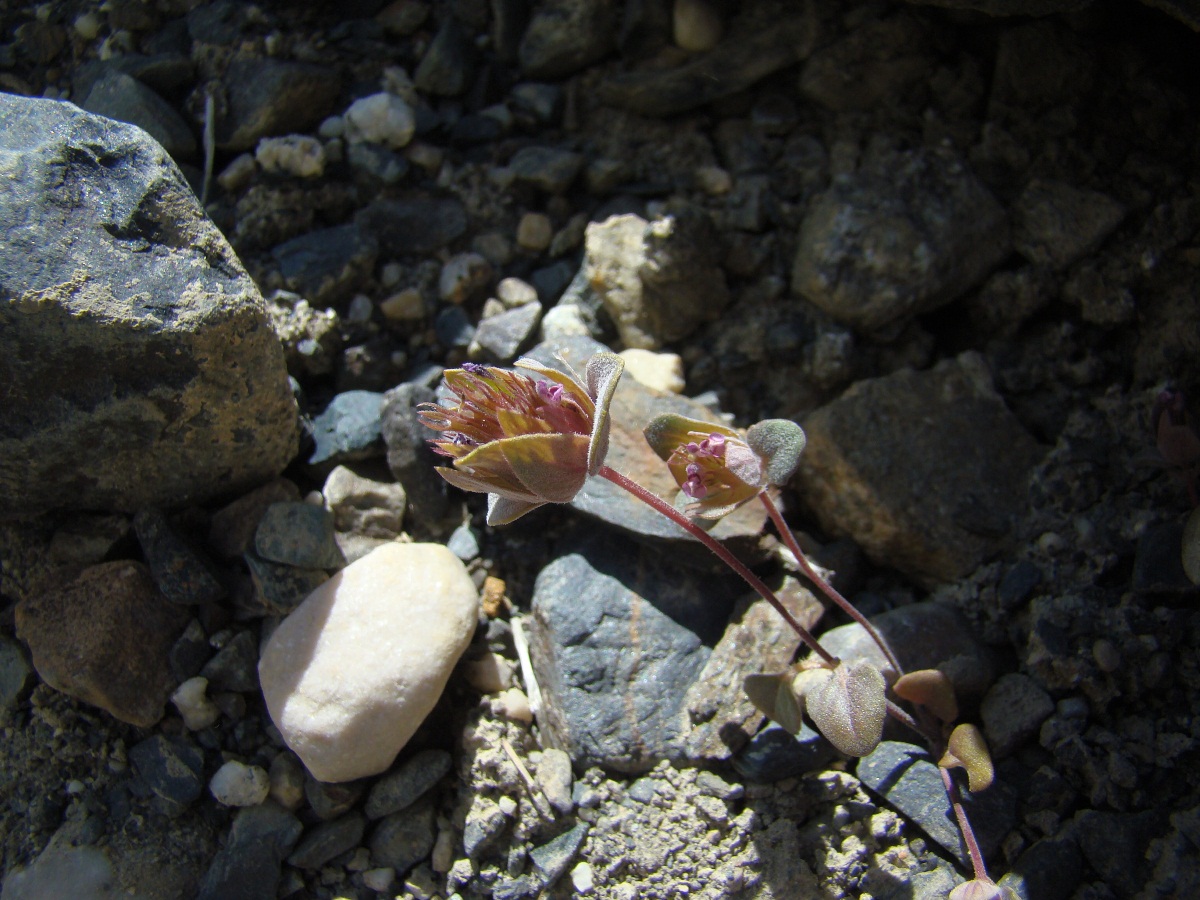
{"left": 743, "top": 672, "right": 805, "bottom": 734}
{"left": 585, "top": 352, "right": 624, "bottom": 475}
{"left": 805, "top": 659, "right": 886, "bottom": 757}
{"left": 643, "top": 414, "right": 738, "bottom": 462}
{"left": 498, "top": 433, "right": 590, "bottom": 503}
{"left": 746, "top": 419, "right": 807, "bottom": 485}
{"left": 940, "top": 723, "right": 994, "bottom": 793}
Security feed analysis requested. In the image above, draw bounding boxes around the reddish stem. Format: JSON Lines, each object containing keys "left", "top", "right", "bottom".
{"left": 939, "top": 764, "right": 992, "bottom": 884}
{"left": 759, "top": 494, "right": 905, "bottom": 677}
{"left": 598, "top": 466, "right": 836, "bottom": 665}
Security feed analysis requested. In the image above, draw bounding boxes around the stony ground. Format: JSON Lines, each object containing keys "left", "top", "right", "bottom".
{"left": 2, "top": 0, "right": 1200, "bottom": 899}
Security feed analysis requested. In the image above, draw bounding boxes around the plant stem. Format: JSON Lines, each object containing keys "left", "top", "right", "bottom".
{"left": 598, "top": 465, "right": 836, "bottom": 665}
{"left": 759, "top": 494, "right": 905, "bottom": 677}
{"left": 939, "top": 764, "right": 992, "bottom": 884}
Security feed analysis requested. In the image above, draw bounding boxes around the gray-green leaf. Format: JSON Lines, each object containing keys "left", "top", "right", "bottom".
{"left": 805, "top": 659, "right": 886, "bottom": 757}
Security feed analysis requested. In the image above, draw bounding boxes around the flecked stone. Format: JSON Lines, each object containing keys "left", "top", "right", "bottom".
{"left": 323, "top": 466, "right": 407, "bottom": 539}
{"left": 794, "top": 353, "right": 1043, "bottom": 585}
{"left": 472, "top": 302, "right": 542, "bottom": 362}
{"left": 216, "top": 59, "right": 341, "bottom": 151}
{"left": 243, "top": 552, "right": 329, "bottom": 617}
{"left": 519, "top": 0, "right": 617, "bottom": 78}
{"left": 255, "top": 135, "right": 326, "bottom": 179}
{"left": 369, "top": 800, "right": 437, "bottom": 870}
{"left": 15, "top": 561, "right": 186, "bottom": 727}
{"left": 508, "top": 146, "right": 585, "bottom": 194}
{"left": 857, "top": 741, "right": 1018, "bottom": 868}
{"left": 80, "top": 70, "right": 197, "bottom": 160}
{"left": 463, "top": 796, "right": 510, "bottom": 858}
{"left": 288, "top": 812, "right": 367, "bottom": 870}
{"left": 196, "top": 803, "right": 304, "bottom": 900}
{"left": 308, "top": 391, "right": 386, "bottom": 467}
{"left": 535, "top": 749, "right": 575, "bottom": 816}
{"left": 133, "top": 508, "right": 226, "bottom": 607}
{"left": 0, "top": 95, "right": 299, "bottom": 518}
{"left": 980, "top": 672, "right": 1055, "bottom": 758}
{"left": 365, "top": 749, "right": 453, "bottom": 819}
{"left": 209, "top": 479, "right": 302, "bottom": 561}
{"left": 129, "top": 734, "right": 205, "bottom": 816}
{"left": 272, "top": 222, "right": 378, "bottom": 307}
{"left": 266, "top": 291, "right": 343, "bottom": 377}
{"left": 255, "top": 502, "right": 345, "bottom": 569}
{"left": 792, "top": 146, "right": 1010, "bottom": 334}
{"left": 259, "top": 544, "right": 479, "bottom": 782}
{"left": 530, "top": 822, "right": 589, "bottom": 885}
{"left": 210, "top": 760, "right": 271, "bottom": 807}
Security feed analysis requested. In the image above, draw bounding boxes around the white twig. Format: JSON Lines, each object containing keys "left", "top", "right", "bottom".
{"left": 511, "top": 615, "right": 542, "bottom": 718}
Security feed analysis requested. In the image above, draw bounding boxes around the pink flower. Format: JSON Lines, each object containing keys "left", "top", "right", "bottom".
{"left": 418, "top": 353, "right": 624, "bottom": 525}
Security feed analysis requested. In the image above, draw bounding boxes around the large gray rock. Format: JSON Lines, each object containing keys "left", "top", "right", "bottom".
{"left": 0, "top": 95, "right": 299, "bottom": 519}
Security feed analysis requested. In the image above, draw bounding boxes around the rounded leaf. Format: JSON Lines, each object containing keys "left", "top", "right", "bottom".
{"left": 746, "top": 419, "right": 807, "bottom": 485}
{"left": 940, "top": 723, "right": 994, "bottom": 793}
{"left": 805, "top": 659, "right": 886, "bottom": 757}
{"left": 744, "top": 672, "right": 804, "bottom": 734}
{"left": 893, "top": 669, "right": 959, "bottom": 723}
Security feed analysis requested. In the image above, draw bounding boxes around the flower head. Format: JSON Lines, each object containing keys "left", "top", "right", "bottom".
{"left": 419, "top": 352, "right": 624, "bottom": 525}
{"left": 644, "top": 414, "right": 806, "bottom": 519}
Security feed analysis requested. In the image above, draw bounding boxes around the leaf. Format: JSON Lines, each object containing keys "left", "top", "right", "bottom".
{"left": 1183, "top": 506, "right": 1200, "bottom": 586}
{"left": 585, "top": 352, "right": 624, "bottom": 475}
{"left": 893, "top": 669, "right": 959, "bottom": 723}
{"left": 746, "top": 419, "right": 807, "bottom": 485}
{"left": 940, "top": 723, "right": 994, "bottom": 793}
{"left": 805, "top": 659, "right": 886, "bottom": 757}
{"left": 743, "top": 672, "right": 805, "bottom": 734}
{"left": 643, "top": 414, "right": 739, "bottom": 462}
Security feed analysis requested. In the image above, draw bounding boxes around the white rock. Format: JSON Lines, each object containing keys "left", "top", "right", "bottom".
{"left": 540, "top": 304, "right": 591, "bottom": 342}
{"left": 496, "top": 276, "right": 539, "bottom": 308}
{"left": 438, "top": 252, "right": 492, "bottom": 304}
{"left": 255, "top": 135, "right": 326, "bottom": 178}
{"left": 209, "top": 760, "right": 270, "bottom": 807}
{"left": 344, "top": 92, "right": 416, "bottom": 149}
{"left": 259, "top": 543, "right": 479, "bottom": 782}
{"left": 463, "top": 652, "right": 514, "bottom": 693}
{"left": 618, "top": 348, "right": 686, "bottom": 394}
{"left": 323, "top": 465, "right": 407, "bottom": 538}
{"left": 362, "top": 868, "right": 395, "bottom": 892}
{"left": 171, "top": 676, "right": 220, "bottom": 731}
{"left": 494, "top": 687, "right": 532, "bottom": 723}
{"left": 571, "top": 861, "right": 595, "bottom": 892}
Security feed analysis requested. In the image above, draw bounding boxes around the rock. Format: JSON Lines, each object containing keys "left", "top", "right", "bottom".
{"left": 308, "top": 390, "right": 386, "bottom": 468}
{"left": 463, "top": 796, "right": 511, "bottom": 858}
{"left": 171, "top": 676, "right": 221, "bottom": 730}
{"left": 1, "top": 846, "right": 117, "bottom": 900}
{"left": 268, "top": 752, "right": 307, "bottom": 811}
{"left": 323, "top": 466, "right": 407, "bottom": 538}
{"left": 1011, "top": 179, "right": 1126, "bottom": 270}
{"left": 732, "top": 723, "right": 839, "bottom": 783}
{"left": 15, "top": 561, "right": 186, "bottom": 727}
{"left": 129, "top": 734, "right": 206, "bottom": 817}
{"left": 200, "top": 629, "right": 261, "bottom": 693}
{"left": 508, "top": 146, "right": 585, "bottom": 195}
{"left": 243, "top": 552, "right": 329, "bottom": 616}
{"left": 584, "top": 209, "right": 730, "bottom": 349}
{"left": 355, "top": 195, "right": 468, "bottom": 256}
{"left": 216, "top": 59, "right": 342, "bottom": 151}
{"left": 168, "top": 619, "right": 212, "bottom": 682}
{"left": 998, "top": 833, "right": 1084, "bottom": 900}
{"left": 287, "top": 813, "right": 367, "bottom": 869}
{"left": 0, "top": 95, "right": 299, "bottom": 518}
{"left": 255, "top": 135, "right": 326, "bottom": 179}
{"left": 210, "top": 761, "right": 271, "bottom": 807}
{"left": 673, "top": 0, "right": 723, "bottom": 52}
{"left": 683, "top": 580, "right": 825, "bottom": 762}
{"left": 535, "top": 748, "right": 575, "bottom": 816}
{"left": 347, "top": 142, "right": 411, "bottom": 185}
{"left": 519, "top": 0, "right": 618, "bottom": 79}
{"left": 0, "top": 636, "right": 33, "bottom": 716}
{"left": 435, "top": 306, "right": 475, "bottom": 349}
{"left": 516, "top": 212, "right": 553, "bottom": 251}
{"left": 792, "top": 146, "right": 1010, "bottom": 334}
{"left": 196, "top": 803, "right": 304, "bottom": 900}
{"left": 446, "top": 523, "right": 481, "bottom": 561}
{"left": 857, "top": 741, "right": 1018, "bottom": 869}
{"left": 794, "top": 353, "right": 1043, "bottom": 585}
{"left": 265, "top": 291, "right": 343, "bottom": 378}
{"left": 618, "top": 348, "right": 685, "bottom": 394}
{"left": 259, "top": 544, "right": 479, "bottom": 782}
{"left": 133, "top": 508, "right": 226, "bottom": 607}
{"left": 1073, "top": 809, "right": 1165, "bottom": 899}
{"left": 272, "top": 222, "right": 378, "bottom": 307}
{"left": 255, "top": 502, "right": 345, "bottom": 569}
{"left": 472, "top": 302, "right": 542, "bottom": 362}
{"left": 528, "top": 531, "right": 738, "bottom": 773}
{"left": 439, "top": 252, "right": 493, "bottom": 304}
{"left": 79, "top": 70, "right": 197, "bottom": 160}
{"left": 305, "top": 776, "right": 366, "bottom": 821}
{"left": 530, "top": 822, "right": 589, "bottom": 886}
{"left": 381, "top": 383, "right": 456, "bottom": 533}
{"left": 344, "top": 92, "right": 417, "bottom": 149}
{"left": 369, "top": 800, "right": 437, "bottom": 870}
{"left": 364, "top": 748, "right": 453, "bottom": 819}
{"left": 980, "top": 673, "right": 1055, "bottom": 758}
{"left": 414, "top": 18, "right": 475, "bottom": 96}
{"left": 597, "top": 15, "right": 818, "bottom": 117}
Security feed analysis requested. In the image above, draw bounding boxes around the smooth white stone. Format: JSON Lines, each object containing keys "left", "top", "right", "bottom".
{"left": 259, "top": 543, "right": 479, "bottom": 782}
{"left": 618, "top": 348, "right": 686, "bottom": 394}
{"left": 209, "top": 760, "right": 270, "bottom": 807}
{"left": 171, "top": 676, "right": 220, "bottom": 731}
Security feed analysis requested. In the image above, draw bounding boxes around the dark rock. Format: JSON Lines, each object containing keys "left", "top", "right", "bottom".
{"left": 381, "top": 383, "right": 456, "bottom": 534}
{"left": 364, "top": 749, "right": 453, "bottom": 819}
{"left": 463, "top": 798, "right": 510, "bottom": 858}
{"left": 980, "top": 673, "right": 1055, "bottom": 758}
{"left": 255, "top": 502, "right": 344, "bottom": 569}
{"left": 305, "top": 776, "right": 367, "bottom": 821}
{"left": 510, "top": 82, "right": 563, "bottom": 124}
{"left": 346, "top": 142, "right": 411, "bottom": 184}
{"left": 794, "top": 353, "right": 1043, "bottom": 585}
{"left": 508, "top": 146, "right": 585, "bottom": 194}
{"left": 1132, "top": 521, "right": 1195, "bottom": 595}
{"left": 209, "top": 480, "right": 303, "bottom": 561}
{"left": 435, "top": 306, "right": 476, "bottom": 349}
{"left": 0, "top": 95, "right": 299, "bottom": 518}
{"left": 216, "top": 59, "right": 342, "bottom": 152}
{"left": 529, "top": 822, "right": 589, "bottom": 885}
{"left": 473, "top": 303, "right": 542, "bottom": 361}
{"left": 356, "top": 196, "right": 469, "bottom": 256}
{"left": 14, "top": 20, "right": 65, "bottom": 65}
{"left": 308, "top": 391, "right": 386, "bottom": 467}
{"left": 74, "top": 54, "right": 196, "bottom": 100}
{"left": 1011, "top": 179, "right": 1126, "bottom": 271}
{"left": 1073, "top": 809, "right": 1165, "bottom": 899}
{"left": 0, "top": 636, "right": 33, "bottom": 716}
{"left": 287, "top": 812, "right": 367, "bottom": 870}
{"left": 519, "top": 0, "right": 618, "bottom": 78}
{"left": 732, "top": 723, "right": 839, "bottom": 783}
{"left": 597, "top": 15, "right": 818, "bottom": 117}
{"left": 196, "top": 802, "right": 304, "bottom": 900}
{"left": 15, "top": 561, "right": 187, "bottom": 727}
{"left": 200, "top": 629, "right": 260, "bottom": 693}
{"left": 242, "top": 552, "right": 328, "bottom": 616}
{"left": 528, "top": 531, "right": 738, "bottom": 773}
{"left": 129, "top": 734, "right": 205, "bottom": 817}
{"left": 369, "top": 799, "right": 437, "bottom": 871}
{"left": 792, "top": 146, "right": 1009, "bottom": 334}
{"left": 168, "top": 619, "right": 213, "bottom": 682}
{"left": 414, "top": 18, "right": 476, "bottom": 96}
{"left": 998, "top": 833, "right": 1084, "bottom": 900}
{"left": 272, "top": 222, "right": 378, "bottom": 307}
{"left": 857, "top": 741, "right": 1018, "bottom": 869}
{"left": 79, "top": 71, "right": 197, "bottom": 160}
{"left": 133, "top": 509, "right": 227, "bottom": 607}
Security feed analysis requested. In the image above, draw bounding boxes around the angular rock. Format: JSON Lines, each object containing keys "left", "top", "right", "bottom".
{"left": 130, "top": 734, "right": 206, "bottom": 817}
{"left": 355, "top": 195, "right": 469, "bottom": 257}
{"left": 528, "top": 531, "right": 738, "bottom": 773}
{"left": 216, "top": 59, "right": 342, "bottom": 152}
{"left": 200, "top": 629, "right": 260, "bottom": 693}
{"left": 369, "top": 799, "right": 437, "bottom": 871}
{"left": 243, "top": 552, "right": 328, "bottom": 617}
{"left": 79, "top": 69, "right": 197, "bottom": 160}
{"left": 0, "top": 95, "right": 299, "bottom": 518}
{"left": 530, "top": 822, "right": 589, "bottom": 886}
{"left": 472, "top": 302, "right": 542, "bottom": 362}
{"left": 980, "top": 672, "right": 1055, "bottom": 758}
{"left": 509, "top": 146, "right": 584, "bottom": 194}
{"left": 1011, "top": 179, "right": 1126, "bottom": 270}
{"left": 381, "top": 383, "right": 456, "bottom": 534}
{"left": 323, "top": 465, "right": 407, "bottom": 539}
{"left": 732, "top": 723, "right": 838, "bottom": 783}
{"left": 288, "top": 812, "right": 367, "bottom": 870}
{"left": 15, "top": 561, "right": 186, "bottom": 727}
{"left": 584, "top": 209, "right": 730, "bottom": 349}
{"left": 259, "top": 544, "right": 479, "bottom": 782}
{"left": 364, "top": 748, "right": 453, "bottom": 819}
{"left": 308, "top": 390, "right": 386, "bottom": 468}
{"left": 414, "top": 18, "right": 476, "bottom": 97}
{"left": 196, "top": 802, "right": 304, "bottom": 900}
{"left": 133, "top": 508, "right": 226, "bottom": 607}
{"left": 255, "top": 502, "right": 345, "bottom": 569}
{"left": 272, "top": 222, "right": 378, "bottom": 307}
{"left": 792, "top": 146, "right": 1009, "bottom": 333}
{"left": 519, "top": 0, "right": 618, "bottom": 79}
{"left": 794, "top": 353, "right": 1042, "bottom": 585}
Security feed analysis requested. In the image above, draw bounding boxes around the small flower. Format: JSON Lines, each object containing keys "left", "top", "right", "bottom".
{"left": 644, "top": 414, "right": 806, "bottom": 519}
{"left": 418, "top": 352, "right": 624, "bottom": 525}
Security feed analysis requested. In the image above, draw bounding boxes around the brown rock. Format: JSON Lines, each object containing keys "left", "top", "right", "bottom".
{"left": 15, "top": 561, "right": 187, "bottom": 726}
{"left": 794, "top": 352, "right": 1043, "bottom": 585}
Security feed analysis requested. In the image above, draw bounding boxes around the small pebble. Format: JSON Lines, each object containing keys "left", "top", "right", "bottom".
{"left": 363, "top": 867, "right": 395, "bottom": 892}
{"left": 439, "top": 252, "right": 492, "bottom": 304}
{"left": 618, "top": 348, "right": 686, "bottom": 393}
{"left": 695, "top": 165, "right": 732, "bottom": 195}
{"left": 517, "top": 212, "right": 553, "bottom": 251}
{"left": 210, "top": 760, "right": 270, "bottom": 807}
{"left": 380, "top": 287, "right": 426, "bottom": 322}
{"left": 464, "top": 652, "right": 514, "bottom": 693}
{"left": 268, "top": 752, "right": 307, "bottom": 810}
{"left": 571, "top": 861, "right": 595, "bottom": 892}
{"left": 344, "top": 92, "right": 416, "bottom": 148}
{"left": 255, "top": 135, "right": 326, "bottom": 178}
{"left": 171, "top": 677, "right": 220, "bottom": 731}
{"left": 674, "top": 0, "right": 724, "bottom": 52}
{"left": 495, "top": 687, "right": 532, "bottom": 722}
{"left": 496, "top": 277, "right": 539, "bottom": 308}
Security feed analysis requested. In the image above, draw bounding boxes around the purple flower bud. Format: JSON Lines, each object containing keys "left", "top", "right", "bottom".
{"left": 683, "top": 473, "right": 708, "bottom": 499}
{"left": 537, "top": 381, "right": 565, "bottom": 404}
{"left": 462, "top": 362, "right": 489, "bottom": 374}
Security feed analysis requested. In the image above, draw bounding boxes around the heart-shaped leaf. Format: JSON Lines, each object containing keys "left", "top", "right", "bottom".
{"left": 940, "top": 723, "right": 994, "bottom": 793}
{"left": 744, "top": 672, "right": 805, "bottom": 734}
{"left": 805, "top": 659, "right": 886, "bottom": 757}
{"left": 893, "top": 668, "right": 959, "bottom": 723}
{"left": 746, "top": 419, "right": 807, "bottom": 485}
